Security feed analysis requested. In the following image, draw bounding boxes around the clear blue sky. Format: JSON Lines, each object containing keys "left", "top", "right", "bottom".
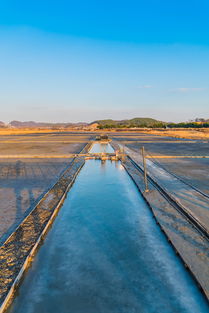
{"left": 0, "top": 0, "right": 209, "bottom": 123}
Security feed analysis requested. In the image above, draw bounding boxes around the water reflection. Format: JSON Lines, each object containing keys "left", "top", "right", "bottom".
{"left": 89, "top": 143, "right": 114, "bottom": 153}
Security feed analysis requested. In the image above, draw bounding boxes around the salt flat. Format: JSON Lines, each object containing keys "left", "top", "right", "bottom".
{"left": 0, "top": 132, "right": 93, "bottom": 244}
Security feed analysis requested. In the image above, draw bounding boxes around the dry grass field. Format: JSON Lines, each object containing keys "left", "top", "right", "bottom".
{"left": 0, "top": 132, "right": 93, "bottom": 244}
{"left": 0, "top": 128, "right": 84, "bottom": 135}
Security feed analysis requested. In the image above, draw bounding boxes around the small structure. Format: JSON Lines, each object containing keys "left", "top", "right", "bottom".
{"left": 95, "top": 134, "right": 109, "bottom": 141}
{"left": 84, "top": 152, "right": 121, "bottom": 161}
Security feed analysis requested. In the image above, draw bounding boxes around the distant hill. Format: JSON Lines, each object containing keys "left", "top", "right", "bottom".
{"left": 3, "top": 117, "right": 209, "bottom": 131}
{"left": 9, "top": 120, "right": 88, "bottom": 128}
{"left": 94, "top": 117, "right": 165, "bottom": 128}
{"left": 8, "top": 118, "right": 165, "bottom": 129}
{"left": 0, "top": 121, "right": 6, "bottom": 128}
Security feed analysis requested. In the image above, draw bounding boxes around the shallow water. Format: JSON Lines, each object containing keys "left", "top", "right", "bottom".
{"left": 89, "top": 142, "right": 114, "bottom": 153}
{"left": 7, "top": 144, "right": 208, "bottom": 313}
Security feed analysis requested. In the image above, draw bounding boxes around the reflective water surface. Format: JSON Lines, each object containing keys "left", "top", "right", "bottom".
{"left": 89, "top": 142, "right": 114, "bottom": 153}
{"left": 7, "top": 144, "right": 208, "bottom": 313}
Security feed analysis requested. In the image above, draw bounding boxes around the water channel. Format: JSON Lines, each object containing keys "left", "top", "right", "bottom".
{"left": 6, "top": 143, "right": 208, "bottom": 313}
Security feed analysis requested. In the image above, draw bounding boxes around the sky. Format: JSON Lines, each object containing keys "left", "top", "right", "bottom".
{"left": 0, "top": 0, "right": 209, "bottom": 123}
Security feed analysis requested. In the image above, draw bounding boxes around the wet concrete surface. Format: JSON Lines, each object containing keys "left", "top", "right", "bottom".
{"left": 110, "top": 133, "right": 193, "bottom": 142}
{"left": 150, "top": 158, "right": 209, "bottom": 196}
{"left": 126, "top": 142, "right": 209, "bottom": 156}
{"left": 0, "top": 133, "right": 92, "bottom": 155}
{"left": 0, "top": 133, "right": 93, "bottom": 243}
{"left": 110, "top": 133, "right": 209, "bottom": 197}
{"left": 6, "top": 144, "right": 209, "bottom": 313}
{"left": 110, "top": 133, "right": 209, "bottom": 156}
{"left": 120, "top": 144, "right": 209, "bottom": 233}
{"left": 0, "top": 158, "right": 71, "bottom": 244}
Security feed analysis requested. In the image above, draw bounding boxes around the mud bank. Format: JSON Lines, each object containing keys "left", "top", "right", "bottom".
{"left": 0, "top": 142, "right": 92, "bottom": 311}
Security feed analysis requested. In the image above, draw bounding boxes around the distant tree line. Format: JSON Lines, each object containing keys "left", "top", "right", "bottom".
{"left": 98, "top": 121, "right": 209, "bottom": 129}
{"left": 167, "top": 122, "right": 209, "bottom": 128}
{"left": 98, "top": 122, "right": 166, "bottom": 129}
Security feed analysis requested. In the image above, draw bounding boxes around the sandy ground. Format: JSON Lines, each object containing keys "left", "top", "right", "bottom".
{"left": 0, "top": 132, "right": 93, "bottom": 244}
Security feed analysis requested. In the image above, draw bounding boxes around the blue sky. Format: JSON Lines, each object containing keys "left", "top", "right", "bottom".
{"left": 0, "top": 0, "right": 209, "bottom": 122}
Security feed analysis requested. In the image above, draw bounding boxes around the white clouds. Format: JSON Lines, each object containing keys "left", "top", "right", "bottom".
{"left": 137, "top": 86, "right": 208, "bottom": 93}
{"left": 171, "top": 87, "right": 208, "bottom": 93}
{"left": 137, "top": 85, "right": 153, "bottom": 89}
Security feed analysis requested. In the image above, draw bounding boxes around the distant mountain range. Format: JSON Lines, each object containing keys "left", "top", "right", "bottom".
{"left": 94, "top": 117, "right": 165, "bottom": 128}
{"left": 1, "top": 120, "right": 88, "bottom": 128}
{"left": 0, "top": 118, "right": 164, "bottom": 129}
{"left": 0, "top": 117, "right": 209, "bottom": 129}
{"left": 0, "top": 121, "right": 6, "bottom": 127}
